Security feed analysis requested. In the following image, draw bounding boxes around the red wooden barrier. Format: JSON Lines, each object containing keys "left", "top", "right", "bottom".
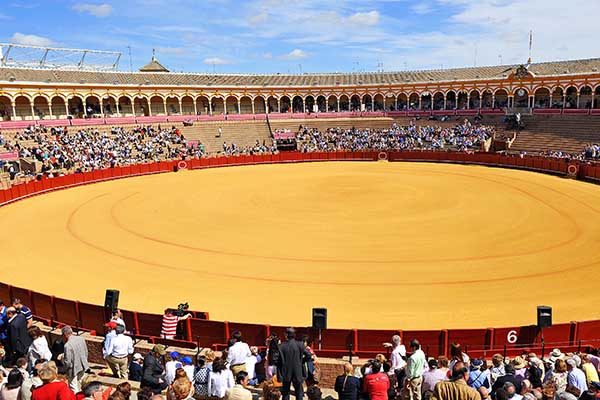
{"left": 140, "top": 164, "right": 150, "bottom": 174}
{"left": 77, "top": 301, "right": 108, "bottom": 335}
{"left": 356, "top": 329, "right": 399, "bottom": 352}
{"left": 10, "top": 286, "right": 34, "bottom": 313}
{"left": 227, "top": 322, "right": 268, "bottom": 347}
{"left": 188, "top": 319, "right": 227, "bottom": 347}
{"left": 576, "top": 320, "right": 600, "bottom": 345}
{"left": 120, "top": 310, "right": 139, "bottom": 334}
{"left": 447, "top": 329, "right": 489, "bottom": 352}
{"left": 17, "top": 183, "right": 27, "bottom": 198}
{"left": 136, "top": 311, "right": 164, "bottom": 336}
{"left": 403, "top": 330, "right": 444, "bottom": 357}
{"left": 0, "top": 189, "right": 6, "bottom": 204}
{"left": 31, "top": 291, "right": 54, "bottom": 322}
{"left": 319, "top": 328, "right": 355, "bottom": 350}
{"left": 53, "top": 298, "right": 79, "bottom": 326}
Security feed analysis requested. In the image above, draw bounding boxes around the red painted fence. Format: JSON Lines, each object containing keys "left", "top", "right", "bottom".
{"left": 1, "top": 151, "right": 599, "bottom": 358}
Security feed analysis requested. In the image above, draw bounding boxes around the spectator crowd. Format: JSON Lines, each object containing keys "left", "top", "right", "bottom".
{"left": 295, "top": 121, "right": 495, "bottom": 153}
{"left": 1, "top": 298, "right": 600, "bottom": 400}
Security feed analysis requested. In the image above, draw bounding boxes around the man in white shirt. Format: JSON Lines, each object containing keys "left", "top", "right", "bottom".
{"left": 384, "top": 334, "right": 407, "bottom": 375}
{"left": 105, "top": 324, "right": 134, "bottom": 379}
{"left": 227, "top": 331, "right": 251, "bottom": 376}
{"left": 245, "top": 346, "right": 262, "bottom": 385}
{"left": 103, "top": 321, "right": 117, "bottom": 358}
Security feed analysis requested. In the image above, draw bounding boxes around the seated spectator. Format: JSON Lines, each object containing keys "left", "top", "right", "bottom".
{"left": 166, "top": 352, "right": 182, "bottom": 385}
{"left": 1, "top": 369, "right": 23, "bottom": 400}
{"left": 172, "top": 377, "right": 194, "bottom": 400}
{"left": 422, "top": 358, "right": 448, "bottom": 394}
{"left": 467, "top": 359, "right": 490, "bottom": 390}
{"left": 20, "top": 360, "right": 45, "bottom": 400}
{"left": 81, "top": 381, "right": 104, "bottom": 400}
{"left": 431, "top": 363, "right": 479, "bottom": 400}
{"left": 129, "top": 353, "right": 144, "bottom": 382}
{"left": 225, "top": 371, "right": 251, "bottom": 400}
{"left": 115, "top": 382, "right": 132, "bottom": 400}
{"left": 31, "top": 364, "right": 75, "bottom": 400}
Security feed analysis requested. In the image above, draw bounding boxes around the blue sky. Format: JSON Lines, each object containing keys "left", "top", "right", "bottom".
{"left": 1, "top": 0, "right": 598, "bottom": 74}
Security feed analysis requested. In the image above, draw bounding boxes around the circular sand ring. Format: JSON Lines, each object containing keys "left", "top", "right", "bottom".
{"left": 378, "top": 152, "right": 388, "bottom": 161}
{"left": 178, "top": 160, "right": 188, "bottom": 170}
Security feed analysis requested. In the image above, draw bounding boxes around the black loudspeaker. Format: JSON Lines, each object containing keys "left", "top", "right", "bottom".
{"left": 312, "top": 308, "right": 327, "bottom": 330}
{"left": 537, "top": 306, "right": 552, "bottom": 329}
{"left": 173, "top": 165, "right": 178, "bottom": 172}
{"left": 104, "top": 289, "right": 120, "bottom": 311}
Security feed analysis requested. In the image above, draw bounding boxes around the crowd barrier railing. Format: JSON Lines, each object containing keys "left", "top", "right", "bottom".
{"left": 1, "top": 151, "right": 600, "bottom": 356}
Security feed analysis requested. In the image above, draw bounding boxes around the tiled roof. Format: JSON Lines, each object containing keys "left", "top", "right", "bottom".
{"left": 0, "top": 58, "right": 599, "bottom": 88}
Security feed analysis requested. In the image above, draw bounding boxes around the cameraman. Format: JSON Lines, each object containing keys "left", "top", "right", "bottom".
{"left": 160, "top": 307, "right": 192, "bottom": 339}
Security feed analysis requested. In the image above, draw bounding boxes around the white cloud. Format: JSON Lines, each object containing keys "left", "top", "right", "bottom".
{"left": 281, "top": 49, "right": 309, "bottom": 60}
{"left": 248, "top": 12, "right": 268, "bottom": 26}
{"left": 10, "top": 32, "right": 54, "bottom": 47}
{"left": 411, "top": 3, "right": 434, "bottom": 14}
{"left": 263, "top": 52, "right": 273, "bottom": 59}
{"left": 72, "top": 3, "right": 112, "bottom": 17}
{"left": 203, "top": 57, "right": 230, "bottom": 65}
{"left": 347, "top": 10, "right": 380, "bottom": 26}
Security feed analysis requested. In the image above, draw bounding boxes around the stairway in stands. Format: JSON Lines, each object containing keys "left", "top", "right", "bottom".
{"left": 510, "top": 115, "right": 600, "bottom": 154}
{"left": 178, "top": 120, "right": 273, "bottom": 154}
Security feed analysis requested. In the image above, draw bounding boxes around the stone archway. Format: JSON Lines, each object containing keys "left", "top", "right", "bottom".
{"left": 51, "top": 96, "right": 68, "bottom": 119}
{"left": 534, "top": 88, "right": 551, "bottom": 109}
{"left": 118, "top": 96, "right": 133, "bottom": 116}
{"left": 0, "top": 96, "right": 12, "bottom": 120}
{"left": 446, "top": 91, "right": 456, "bottom": 110}
{"left": 150, "top": 95, "right": 164, "bottom": 116}
{"left": 33, "top": 96, "right": 50, "bottom": 119}
{"left": 196, "top": 96, "right": 210, "bottom": 114}
{"left": 181, "top": 95, "right": 195, "bottom": 115}
{"left": 292, "top": 96, "right": 303, "bottom": 113}
{"left": 253, "top": 96, "right": 266, "bottom": 114}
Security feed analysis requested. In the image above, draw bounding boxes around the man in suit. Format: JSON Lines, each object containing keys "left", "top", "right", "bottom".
{"left": 6, "top": 306, "right": 32, "bottom": 364}
{"left": 277, "top": 328, "right": 312, "bottom": 400}
{"left": 141, "top": 344, "right": 168, "bottom": 394}
{"left": 61, "top": 325, "right": 89, "bottom": 393}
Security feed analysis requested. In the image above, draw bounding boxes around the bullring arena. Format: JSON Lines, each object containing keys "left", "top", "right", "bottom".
{"left": 2, "top": 40, "right": 600, "bottom": 395}
{"left": 2, "top": 159, "right": 600, "bottom": 331}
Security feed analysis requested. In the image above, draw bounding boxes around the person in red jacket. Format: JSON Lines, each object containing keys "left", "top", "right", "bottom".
{"left": 364, "top": 360, "right": 390, "bottom": 400}
{"left": 32, "top": 364, "right": 76, "bottom": 400}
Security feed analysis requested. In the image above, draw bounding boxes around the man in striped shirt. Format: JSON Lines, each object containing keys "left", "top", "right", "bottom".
{"left": 12, "top": 298, "right": 32, "bottom": 329}
{"left": 160, "top": 309, "right": 191, "bottom": 339}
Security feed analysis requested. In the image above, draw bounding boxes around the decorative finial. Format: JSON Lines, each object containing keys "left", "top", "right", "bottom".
{"left": 152, "top": 48, "right": 156, "bottom": 61}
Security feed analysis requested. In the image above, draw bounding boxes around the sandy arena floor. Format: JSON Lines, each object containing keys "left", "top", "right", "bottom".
{"left": 2, "top": 162, "right": 600, "bottom": 330}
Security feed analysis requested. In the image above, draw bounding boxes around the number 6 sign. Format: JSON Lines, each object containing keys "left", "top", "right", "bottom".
{"left": 507, "top": 330, "right": 518, "bottom": 344}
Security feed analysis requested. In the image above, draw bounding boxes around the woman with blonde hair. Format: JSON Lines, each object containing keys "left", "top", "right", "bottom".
{"left": 31, "top": 364, "right": 75, "bottom": 400}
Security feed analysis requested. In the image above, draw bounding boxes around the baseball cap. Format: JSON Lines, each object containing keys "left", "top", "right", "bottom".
{"left": 170, "top": 351, "right": 180, "bottom": 359}
{"left": 181, "top": 356, "right": 192, "bottom": 364}
{"left": 152, "top": 344, "right": 166, "bottom": 355}
{"left": 133, "top": 353, "right": 143, "bottom": 360}
{"left": 104, "top": 321, "right": 117, "bottom": 328}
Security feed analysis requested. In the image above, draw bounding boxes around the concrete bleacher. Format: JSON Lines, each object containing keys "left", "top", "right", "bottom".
{"left": 510, "top": 115, "right": 600, "bottom": 153}
{"left": 178, "top": 120, "right": 272, "bottom": 154}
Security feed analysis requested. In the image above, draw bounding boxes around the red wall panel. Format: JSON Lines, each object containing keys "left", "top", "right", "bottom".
{"left": 31, "top": 292, "right": 54, "bottom": 321}
{"left": 403, "top": 330, "right": 443, "bottom": 356}
{"left": 227, "top": 322, "right": 268, "bottom": 347}
{"left": 53, "top": 298, "right": 79, "bottom": 326}
{"left": 136, "top": 312, "right": 163, "bottom": 336}
{"left": 447, "top": 329, "right": 489, "bottom": 352}
{"left": 189, "top": 319, "right": 227, "bottom": 347}
{"left": 0, "top": 189, "right": 6, "bottom": 204}
{"left": 77, "top": 301, "right": 108, "bottom": 334}
{"left": 0, "top": 283, "right": 11, "bottom": 304}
